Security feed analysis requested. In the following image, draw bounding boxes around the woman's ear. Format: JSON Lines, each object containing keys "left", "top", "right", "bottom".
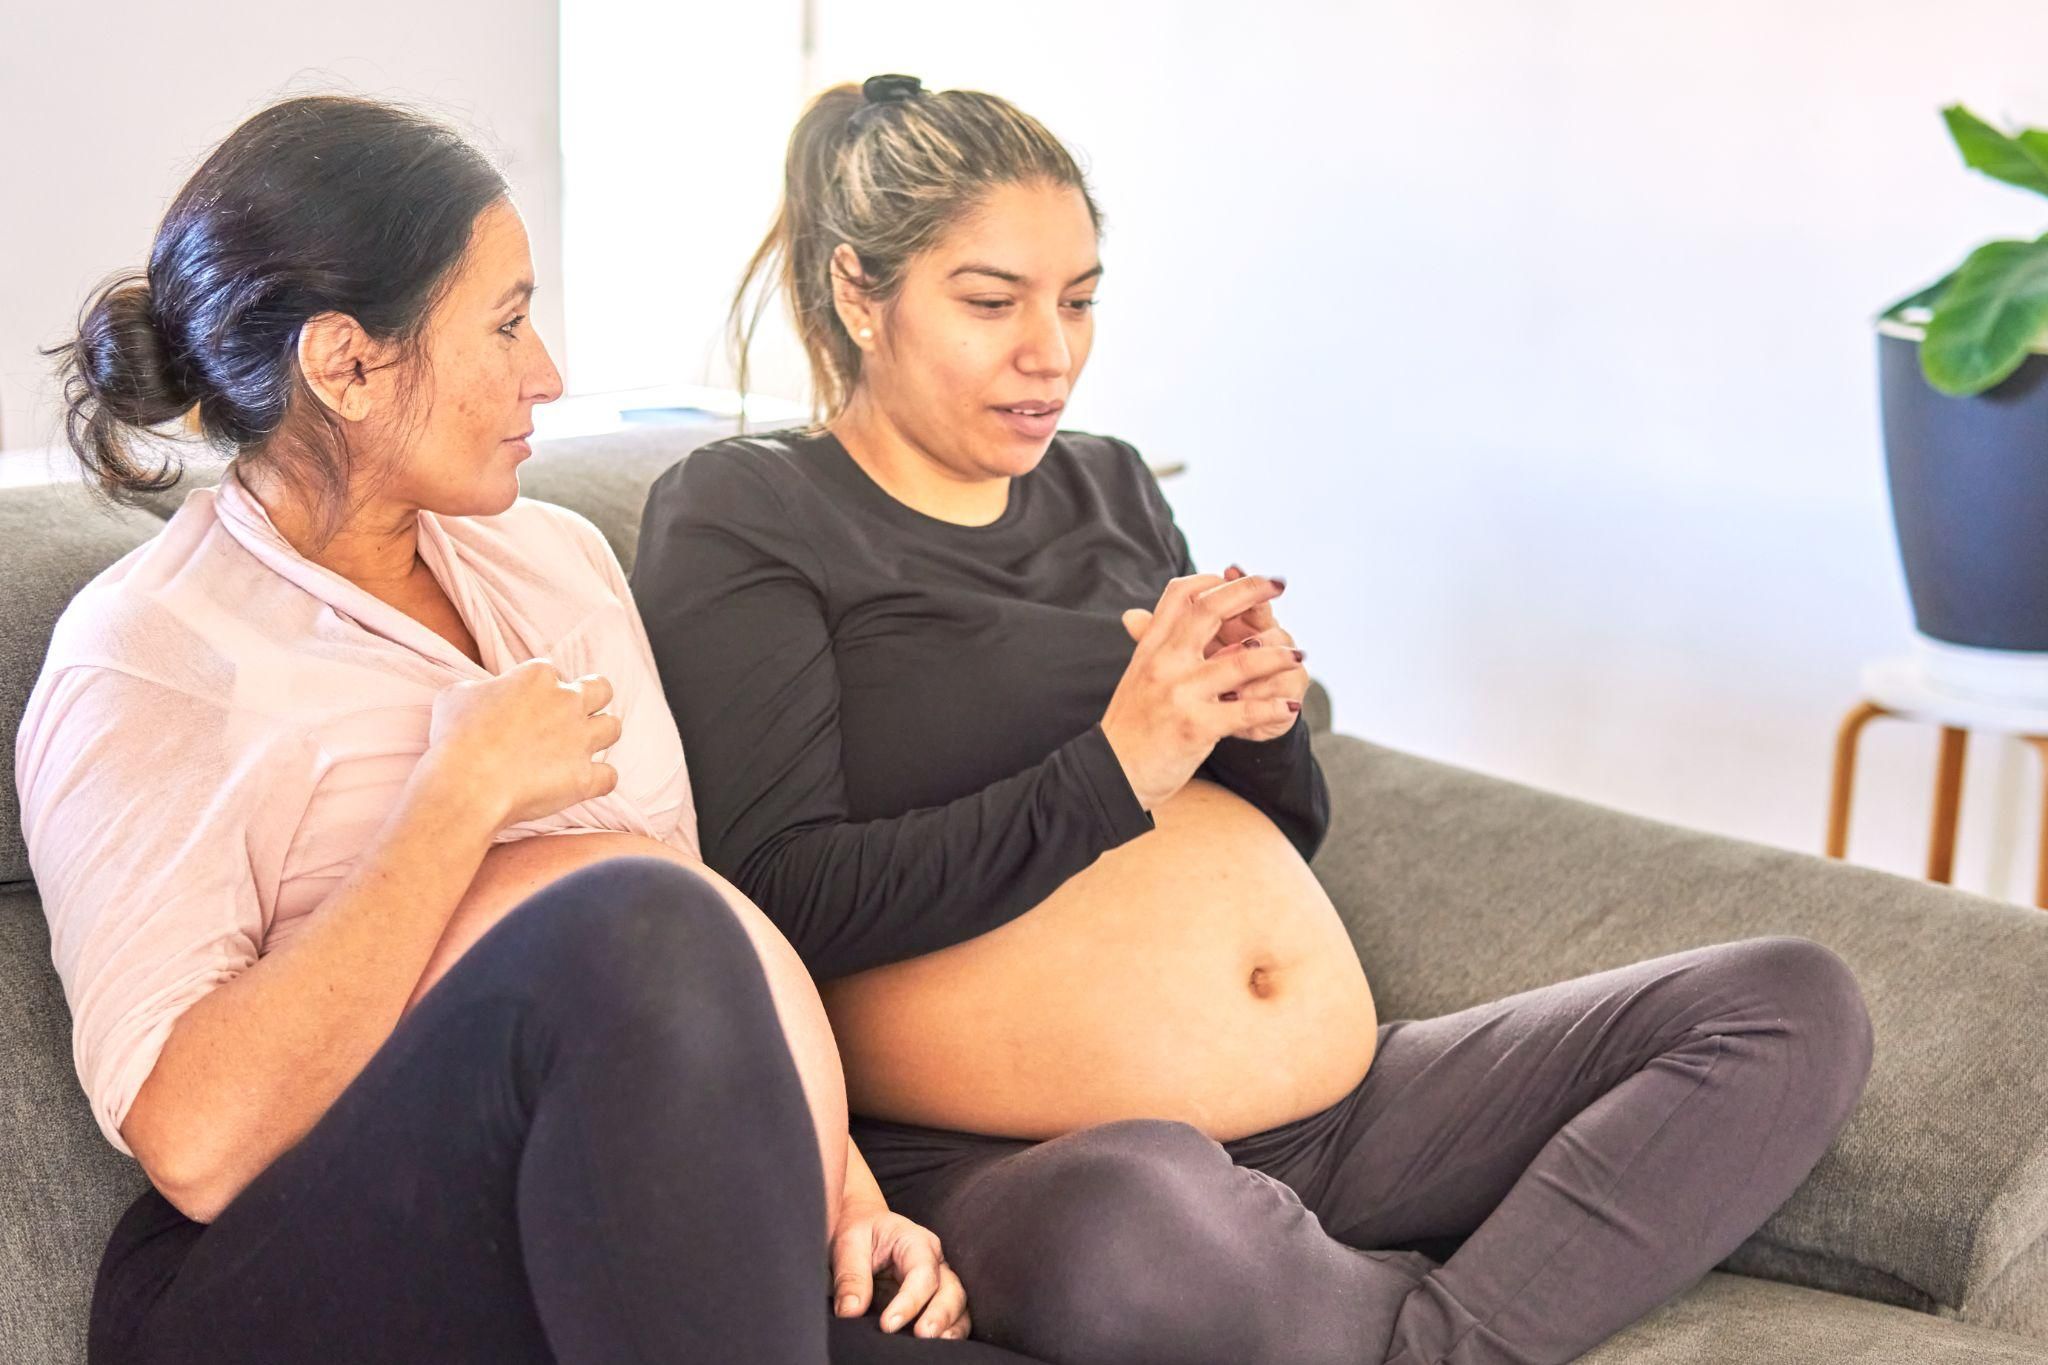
{"left": 830, "top": 243, "right": 878, "bottom": 351}
{"left": 296, "top": 312, "right": 376, "bottom": 421}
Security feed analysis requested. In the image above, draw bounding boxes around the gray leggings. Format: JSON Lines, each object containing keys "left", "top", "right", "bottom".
{"left": 850, "top": 936, "right": 1874, "bottom": 1365}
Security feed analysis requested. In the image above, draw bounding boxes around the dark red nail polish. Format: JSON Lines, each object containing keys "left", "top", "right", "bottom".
{"left": 1270, "top": 575, "right": 1288, "bottom": 592}
{"left": 1285, "top": 700, "right": 1302, "bottom": 713}
{"left": 1291, "top": 648, "right": 1305, "bottom": 662}
{"left": 1221, "top": 691, "right": 1240, "bottom": 702}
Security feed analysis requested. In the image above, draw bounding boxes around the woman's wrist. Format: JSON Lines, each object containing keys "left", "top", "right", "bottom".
{"left": 837, "top": 1139, "right": 890, "bottom": 1228}
{"left": 1097, "top": 717, "right": 1164, "bottom": 812}
{"left": 403, "top": 748, "right": 512, "bottom": 845}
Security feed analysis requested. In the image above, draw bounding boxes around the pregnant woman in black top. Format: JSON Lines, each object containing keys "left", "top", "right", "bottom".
{"left": 631, "top": 76, "right": 1876, "bottom": 1365}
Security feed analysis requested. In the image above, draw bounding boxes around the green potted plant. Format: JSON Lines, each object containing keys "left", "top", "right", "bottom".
{"left": 1878, "top": 105, "right": 2048, "bottom": 702}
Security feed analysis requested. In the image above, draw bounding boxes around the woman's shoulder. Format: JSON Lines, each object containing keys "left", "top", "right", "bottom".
{"left": 1041, "top": 428, "right": 1170, "bottom": 509}
{"left": 40, "top": 489, "right": 272, "bottom": 697}
{"left": 649, "top": 426, "right": 836, "bottom": 518}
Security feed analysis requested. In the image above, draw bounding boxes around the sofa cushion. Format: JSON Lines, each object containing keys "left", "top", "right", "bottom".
{"left": 1581, "top": 1272, "right": 2048, "bottom": 1363}
{"left": 0, "top": 881, "right": 147, "bottom": 1365}
{"left": 0, "top": 484, "right": 167, "bottom": 884}
{"left": 1310, "top": 732, "right": 2048, "bottom": 1339}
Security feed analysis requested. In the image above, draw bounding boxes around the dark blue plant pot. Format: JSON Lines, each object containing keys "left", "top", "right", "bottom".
{"left": 1879, "top": 327, "right": 2048, "bottom": 651}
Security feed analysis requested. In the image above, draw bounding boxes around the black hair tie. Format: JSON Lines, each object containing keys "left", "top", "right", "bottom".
{"left": 851, "top": 74, "right": 923, "bottom": 131}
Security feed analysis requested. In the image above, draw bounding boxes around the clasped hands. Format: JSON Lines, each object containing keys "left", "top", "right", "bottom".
{"left": 1105, "top": 565, "right": 1308, "bottom": 812}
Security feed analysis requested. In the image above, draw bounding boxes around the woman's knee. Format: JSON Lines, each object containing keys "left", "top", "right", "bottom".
{"left": 490, "top": 856, "right": 770, "bottom": 1020}
{"left": 1732, "top": 937, "right": 1869, "bottom": 1031}
{"left": 1706, "top": 936, "right": 1875, "bottom": 1115}
{"left": 971, "top": 1121, "right": 1289, "bottom": 1364}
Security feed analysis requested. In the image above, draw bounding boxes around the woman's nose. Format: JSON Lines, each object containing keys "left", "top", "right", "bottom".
{"left": 1016, "top": 306, "right": 1072, "bottom": 378}
{"left": 528, "top": 333, "right": 566, "bottom": 403}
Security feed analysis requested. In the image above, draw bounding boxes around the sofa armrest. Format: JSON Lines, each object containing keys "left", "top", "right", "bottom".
{"left": 1309, "top": 731, "right": 2048, "bottom": 1340}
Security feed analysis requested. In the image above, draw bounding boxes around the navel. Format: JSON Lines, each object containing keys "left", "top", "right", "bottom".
{"left": 1247, "top": 964, "right": 1279, "bottom": 999}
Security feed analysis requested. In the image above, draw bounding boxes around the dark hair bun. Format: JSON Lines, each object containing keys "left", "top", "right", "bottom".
{"left": 73, "top": 276, "right": 195, "bottom": 429}
{"left": 862, "top": 73, "right": 923, "bottom": 104}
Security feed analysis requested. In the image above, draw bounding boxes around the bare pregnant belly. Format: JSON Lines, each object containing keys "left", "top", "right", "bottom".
{"left": 820, "top": 779, "right": 1379, "bottom": 1142}
{"left": 415, "top": 831, "right": 850, "bottom": 1217}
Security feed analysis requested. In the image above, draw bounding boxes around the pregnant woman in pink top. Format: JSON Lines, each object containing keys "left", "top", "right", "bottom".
{"left": 17, "top": 95, "right": 1040, "bottom": 1365}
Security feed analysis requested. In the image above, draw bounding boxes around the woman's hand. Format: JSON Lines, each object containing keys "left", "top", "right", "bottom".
{"left": 1206, "top": 565, "right": 1308, "bottom": 740}
{"left": 1103, "top": 572, "right": 1305, "bottom": 807}
{"left": 1122, "top": 566, "right": 1308, "bottom": 743}
{"left": 831, "top": 1203, "right": 972, "bottom": 1340}
{"left": 423, "top": 658, "right": 623, "bottom": 830}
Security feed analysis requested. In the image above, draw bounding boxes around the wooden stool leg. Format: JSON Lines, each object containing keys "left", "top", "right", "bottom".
{"left": 1927, "top": 727, "right": 1968, "bottom": 884}
{"left": 2026, "top": 737, "right": 2048, "bottom": 910}
{"left": 1827, "top": 702, "right": 1889, "bottom": 859}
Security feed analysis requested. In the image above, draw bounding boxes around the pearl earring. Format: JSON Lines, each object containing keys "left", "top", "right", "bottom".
{"left": 858, "top": 327, "right": 873, "bottom": 340}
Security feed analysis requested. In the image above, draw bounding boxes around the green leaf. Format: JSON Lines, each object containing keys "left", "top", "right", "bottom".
{"left": 1942, "top": 105, "right": 2048, "bottom": 198}
{"left": 1920, "top": 234, "right": 2048, "bottom": 395}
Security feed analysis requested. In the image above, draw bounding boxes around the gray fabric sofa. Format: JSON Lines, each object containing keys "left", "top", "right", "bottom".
{"left": 6, "top": 424, "right": 2048, "bottom": 1363}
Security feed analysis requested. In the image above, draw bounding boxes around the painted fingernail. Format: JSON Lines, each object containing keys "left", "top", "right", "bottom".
{"left": 1270, "top": 575, "right": 1288, "bottom": 592}
{"left": 1286, "top": 700, "right": 1302, "bottom": 713}
{"left": 1243, "top": 636, "right": 1264, "bottom": 648}
{"left": 1291, "top": 648, "right": 1305, "bottom": 662}
{"left": 1226, "top": 563, "right": 1244, "bottom": 578}
{"left": 1221, "top": 691, "right": 1240, "bottom": 702}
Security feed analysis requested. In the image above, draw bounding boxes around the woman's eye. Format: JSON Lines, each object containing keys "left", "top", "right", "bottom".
{"left": 1065, "top": 297, "right": 1098, "bottom": 314}
{"left": 498, "top": 313, "right": 527, "bottom": 337}
{"left": 966, "top": 298, "right": 1012, "bottom": 313}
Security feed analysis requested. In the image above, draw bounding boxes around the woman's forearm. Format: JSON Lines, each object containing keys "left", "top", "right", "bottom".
{"left": 840, "top": 1138, "right": 889, "bottom": 1228}
{"left": 122, "top": 752, "right": 504, "bottom": 1221}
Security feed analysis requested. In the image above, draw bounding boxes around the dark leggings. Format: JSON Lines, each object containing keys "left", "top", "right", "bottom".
{"left": 88, "top": 856, "right": 1044, "bottom": 1365}
{"left": 853, "top": 936, "right": 1875, "bottom": 1365}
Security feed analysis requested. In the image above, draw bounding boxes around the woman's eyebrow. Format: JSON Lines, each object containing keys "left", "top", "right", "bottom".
{"left": 945, "top": 263, "right": 1106, "bottom": 286}
{"left": 491, "top": 279, "right": 537, "bottom": 309}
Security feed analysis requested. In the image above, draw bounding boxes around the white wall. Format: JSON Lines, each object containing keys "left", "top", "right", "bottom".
{"left": 0, "top": 0, "right": 564, "bottom": 452}
{"left": 559, "top": 2, "right": 809, "bottom": 406}
{"left": 591, "top": 1, "right": 2048, "bottom": 901}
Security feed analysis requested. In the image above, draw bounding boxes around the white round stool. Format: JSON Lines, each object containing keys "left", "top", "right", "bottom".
{"left": 1827, "top": 656, "right": 2048, "bottom": 908}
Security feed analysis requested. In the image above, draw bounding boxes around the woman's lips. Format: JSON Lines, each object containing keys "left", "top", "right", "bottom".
{"left": 992, "top": 403, "right": 1062, "bottom": 440}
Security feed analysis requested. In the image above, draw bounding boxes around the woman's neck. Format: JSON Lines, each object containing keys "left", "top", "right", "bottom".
{"left": 235, "top": 459, "right": 423, "bottom": 591}
{"left": 829, "top": 394, "right": 1010, "bottom": 528}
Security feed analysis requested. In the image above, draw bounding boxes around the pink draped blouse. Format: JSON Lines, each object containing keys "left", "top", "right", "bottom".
{"left": 14, "top": 463, "right": 697, "bottom": 1153}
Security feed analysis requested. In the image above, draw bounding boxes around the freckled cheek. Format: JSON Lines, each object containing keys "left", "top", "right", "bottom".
{"left": 445, "top": 384, "right": 499, "bottom": 457}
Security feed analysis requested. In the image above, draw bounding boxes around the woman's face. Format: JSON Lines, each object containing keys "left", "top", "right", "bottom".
{"left": 852, "top": 179, "right": 1101, "bottom": 480}
{"left": 370, "top": 199, "right": 563, "bottom": 517}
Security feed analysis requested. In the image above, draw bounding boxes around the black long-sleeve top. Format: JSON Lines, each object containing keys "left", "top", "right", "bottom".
{"left": 629, "top": 426, "right": 1329, "bottom": 981}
